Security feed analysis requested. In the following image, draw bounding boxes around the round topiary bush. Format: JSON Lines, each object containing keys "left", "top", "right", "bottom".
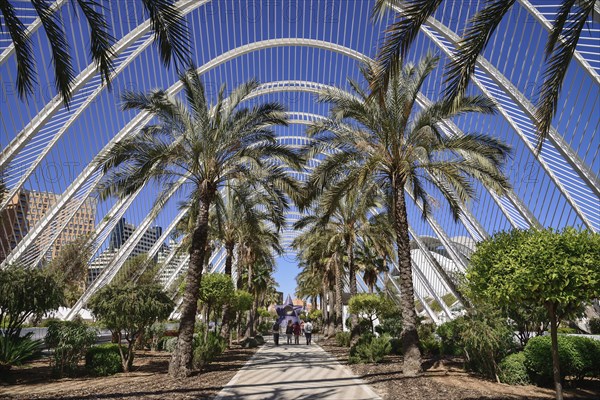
{"left": 85, "top": 344, "right": 122, "bottom": 376}
{"left": 499, "top": 352, "right": 530, "bottom": 385}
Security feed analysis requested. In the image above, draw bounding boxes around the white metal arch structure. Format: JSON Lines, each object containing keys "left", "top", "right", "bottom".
{"left": 2, "top": 38, "right": 536, "bottom": 267}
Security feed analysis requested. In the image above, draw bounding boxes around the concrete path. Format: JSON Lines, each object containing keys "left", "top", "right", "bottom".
{"left": 215, "top": 340, "right": 382, "bottom": 400}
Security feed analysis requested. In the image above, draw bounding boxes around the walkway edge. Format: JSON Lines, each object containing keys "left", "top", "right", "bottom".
{"left": 213, "top": 345, "right": 269, "bottom": 400}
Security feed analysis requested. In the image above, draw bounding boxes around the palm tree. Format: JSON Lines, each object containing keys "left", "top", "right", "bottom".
{"left": 373, "top": 0, "right": 596, "bottom": 147}
{"left": 305, "top": 54, "right": 511, "bottom": 375}
{"left": 97, "top": 67, "right": 301, "bottom": 378}
{"left": 356, "top": 241, "right": 390, "bottom": 294}
{"left": 0, "top": 0, "right": 190, "bottom": 106}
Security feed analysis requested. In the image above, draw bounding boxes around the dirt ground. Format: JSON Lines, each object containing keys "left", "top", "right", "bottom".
{"left": 319, "top": 339, "right": 600, "bottom": 400}
{"left": 0, "top": 345, "right": 257, "bottom": 400}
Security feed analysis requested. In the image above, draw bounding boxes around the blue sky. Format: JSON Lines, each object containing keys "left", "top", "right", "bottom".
{"left": 273, "top": 254, "right": 300, "bottom": 300}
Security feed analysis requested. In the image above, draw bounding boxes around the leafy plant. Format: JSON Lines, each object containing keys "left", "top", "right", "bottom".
{"left": 436, "top": 319, "right": 464, "bottom": 357}
{"left": 376, "top": 316, "right": 403, "bottom": 338}
{"left": 88, "top": 283, "right": 173, "bottom": 372}
{"left": 349, "top": 333, "right": 391, "bottom": 364}
{"left": 45, "top": 319, "right": 96, "bottom": 377}
{"left": 145, "top": 322, "right": 166, "bottom": 351}
{"left": 0, "top": 266, "right": 64, "bottom": 339}
{"left": 165, "top": 337, "right": 179, "bottom": 353}
{"left": 335, "top": 331, "right": 351, "bottom": 347}
{"left": 499, "top": 352, "right": 530, "bottom": 386}
{"left": 192, "top": 332, "right": 226, "bottom": 371}
{"left": 85, "top": 344, "right": 122, "bottom": 376}
{"left": 0, "top": 335, "right": 43, "bottom": 372}
{"left": 588, "top": 318, "right": 600, "bottom": 334}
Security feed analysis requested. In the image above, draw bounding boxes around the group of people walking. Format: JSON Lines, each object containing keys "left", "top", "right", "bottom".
{"left": 272, "top": 319, "right": 313, "bottom": 346}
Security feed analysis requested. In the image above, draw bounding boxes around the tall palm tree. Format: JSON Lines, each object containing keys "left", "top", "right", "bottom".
{"left": 356, "top": 240, "right": 390, "bottom": 294}
{"left": 97, "top": 67, "right": 301, "bottom": 378}
{"left": 373, "top": 0, "right": 596, "bottom": 147}
{"left": 0, "top": 0, "right": 190, "bottom": 106}
{"left": 305, "top": 54, "right": 511, "bottom": 375}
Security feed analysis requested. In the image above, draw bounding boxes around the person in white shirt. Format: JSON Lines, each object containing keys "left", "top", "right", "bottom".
{"left": 304, "top": 320, "right": 313, "bottom": 345}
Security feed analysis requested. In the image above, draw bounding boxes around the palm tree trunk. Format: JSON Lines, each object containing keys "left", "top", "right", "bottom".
{"left": 393, "top": 180, "right": 421, "bottom": 376}
{"left": 220, "top": 242, "right": 235, "bottom": 341}
{"left": 169, "top": 189, "right": 213, "bottom": 378}
{"left": 334, "top": 256, "right": 343, "bottom": 332}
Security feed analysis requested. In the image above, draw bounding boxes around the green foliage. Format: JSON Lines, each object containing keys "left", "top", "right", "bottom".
{"left": 45, "top": 319, "right": 96, "bottom": 377}
{"left": 436, "top": 319, "right": 464, "bottom": 356}
{"left": 349, "top": 293, "right": 392, "bottom": 333}
{"left": 85, "top": 344, "right": 123, "bottom": 376}
{"left": 0, "top": 335, "right": 43, "bottom": 372}
{"left": 145, "top": 322, "right": 166, "bottom": 351}
{"left": 47, "top": 236, "right": 92, "bottom": 307}
{"left": 556, "top": 325, "right": 577, "bottom": 334}
{"left": 88, "top": 283, "right": 173, "bottom": 371}
{"left": 335, "top": 331, "right": 351, "bottom": 347}
{"left": 524, "top": 335, "right": 600, "bottom": 385}
{"left": 113, "top": 253, "right": 160, "bottom": 286}
{"left": 589, "top": 318, "right": 600, "bottom": 334}
{"left": 499, "top": 352, "right": 530, "bottom": 385}
{"left": 389, "top": 338, "right": 402, "bottom": 355}
{"left": 257, "top": 308, "right": 271, "bottom": 318}
{"left": 418, "top": 323, "right": 440, "bottom": 356}
{"left": 164, "top": 337, "right": 178, "bottom": 353}
{"left": 234, "top": 290, "right": 253, "bottom": 312}
{"left": 192, "top": 332, "right": 227, "bottom": 371}
{"left": 349, "top": 333, "right": 391, "bottom": 364}
{"left": 0, "top": 266, "right": 64, "bottom": 338}
{"left": 467, "top": 228, "right": 600, "bottom": 324}
{"left": 255, "top": 335, "right": 265, "bottom": 345}
{"left": 198, "top": 273, "right": 235, "bottom": 310}
{"left": 375, "top": 316, "right": 403, "bottom": 338}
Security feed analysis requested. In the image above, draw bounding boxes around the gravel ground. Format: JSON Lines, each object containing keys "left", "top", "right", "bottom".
{"left": 318, "top": 338, "right": 600, "bottom": 400}
{"left": 0, "top": 345, "right": 258, "bottom": 400}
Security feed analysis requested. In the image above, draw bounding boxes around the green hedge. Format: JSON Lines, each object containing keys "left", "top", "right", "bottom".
{"left": 85, "top": 344, "right": 122, "bottom": 376}
{"left": 193, "top": 333, "right": 227, "bottom": 371}
{"left": 524, "top": 335, "right": 600, "bottom": 386}
{"left": 499, "top": 352, "right": 530, "bottom": 385}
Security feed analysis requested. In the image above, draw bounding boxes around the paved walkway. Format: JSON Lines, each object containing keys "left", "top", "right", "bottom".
{"left": 215, "top": 340, "right": 382, "bottom": 400}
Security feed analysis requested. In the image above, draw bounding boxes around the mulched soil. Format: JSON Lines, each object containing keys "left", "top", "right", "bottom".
{"left": 318, "top": 338, "right": 600, "bottom": 400}
{"left": 0, "top": 345, "right": 258, "bottom": 400}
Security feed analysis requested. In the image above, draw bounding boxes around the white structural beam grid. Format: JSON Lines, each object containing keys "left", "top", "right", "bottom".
{"left": 410, "top": 10, "right": 600, "bottom": 231}
{"left": 518, "top": 0, "right": 600, "bottom": 83}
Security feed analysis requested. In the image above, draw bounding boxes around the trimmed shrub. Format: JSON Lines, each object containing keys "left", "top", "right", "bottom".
{"left": 436, "top": 319, "right": 463, "bottom": 356}
{"left": 589, "top": 318, "right": 600, "bottom": 334}
{"left": 85, "top": 344, "right": 123, "bottom": 376}
{"left": 349, "top": 333, "right": 391, "bottom": 364}
{"left": 375, "top": 316, "right": 403, "bottom": 338}
{"left": 523, "top": 335, "right": 600, "bottom": 386}
{"left": 240, "top": 337, "right": 258, "bottom": 348}
{"left": 499, "top": 352, "right": 530, "bottom": 385}
{"left": 193, "top": 333, "right": 227, "bottom": 371}
{"left": 164, "top": 337, "right": 178, "bottom": 353}
{"left": 0, "top": 335, "right": 43, "bottom": 372}
{"left": 335, "top": 331, "right": 351, "bottom": 347}
{"left": 418, "top": 323, "right": 440, "bottom": 356}
{"left": 45, "top": 319, "right": 96, "bottom": 377}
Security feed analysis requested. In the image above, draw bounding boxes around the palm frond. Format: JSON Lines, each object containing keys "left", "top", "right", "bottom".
{"left": 535, "top": 0, "right": 594, "bottom": 150}
{"left": 443, "top": 0, "right": 515, "bottom": 102}
{"left": 32, "top": 0, "right": 75, "bottom": 106}
{"left": 141, "top": 0, "right": 191, "bottom": 69}
{"left": 74, "top": 0, "right": 115, "bottom": 87}
{"left": 0, "top": 0, "right": 36, "bottom": 98}
{"left": 373, "top": 0, "right": 443, "bottom": 93}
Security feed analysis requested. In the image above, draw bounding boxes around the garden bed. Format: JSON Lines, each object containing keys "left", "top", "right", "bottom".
{"left": 318, "top": 338, "right": 600, "bottom": 400}
{"left": 0, "top": 345, "right": 258, "bottom": 400}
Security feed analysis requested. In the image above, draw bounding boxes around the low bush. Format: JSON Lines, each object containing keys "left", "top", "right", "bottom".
{"left": 193, "top": 333, "right": 227, "bottom": 371}
{"left": 45, "top": 319, "right": 96, "bottom": 377}
{"left": 85, "top": 344, "right": 122, "bottom": 376}
{"left": 145, "top": 322, "right": 166, "bottom": 351}
{"left": 523, "top": 335, "right": 600, "bottom": 386}
{"left": 240, "top": 337, "right": 258, "bottom": 348}
{"left": 164, "top": 337, "right": 178, "bottom": 353}
{"left": 255, "top": 335, "right": 265, "bottom": 345}
{"left": 375, "top": 316, "right": 403, "bottom": 338}
{"left": 589, "top": 318, "right": 600, "bottom": 334}
{"left": 436, "top": 319, "right": 463, "bottom": 356}
{"left": 418, "top": 323, "right": 440, "bottom": 356}
{"left": 499, "top": 352, "right": 530, "bottom": 385}
{"left": 0, "top": 335, "right": 43, "bottom": 372}
{"left": 557, "top": 326, "right": 577, "bottom": 334}
{"left": 335, "top": 331, "right": 351, "bottom": 347}
{"left": 349, "top": 333, "right": 391, "bottom": 364}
